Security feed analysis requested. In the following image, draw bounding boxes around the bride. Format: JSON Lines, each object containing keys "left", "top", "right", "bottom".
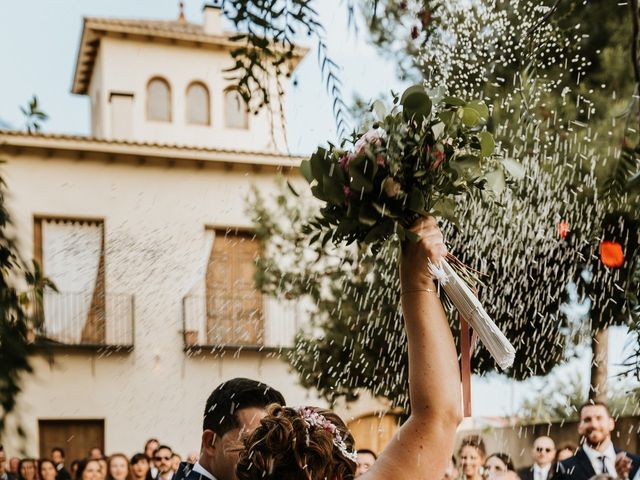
{"left": 236, "top": 216, "right": 463, "bottom": 480}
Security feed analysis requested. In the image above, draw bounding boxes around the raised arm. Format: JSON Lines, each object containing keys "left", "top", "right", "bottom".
{"left": 362, "top": 216, "right": 462, "bottom": 480}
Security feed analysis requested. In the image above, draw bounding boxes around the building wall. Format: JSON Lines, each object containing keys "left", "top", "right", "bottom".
{"left": 92, "top": 37, "right": 288, "bottom": 152}
{"left": 89, "top": 47, "right": 104, "bottom": 138}
{"left": 1, "top": 153, "right": 325, "bottom": 457}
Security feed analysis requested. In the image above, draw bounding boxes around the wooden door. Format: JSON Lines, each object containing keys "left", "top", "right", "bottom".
{"left": 205, "top": 230, "right": 263, "bottom": 345}
{"left": 39, "top": 419, "right": 105, "bottom": 463}
{"left": 347, "top": 413, "right": 400, "bottom": 455}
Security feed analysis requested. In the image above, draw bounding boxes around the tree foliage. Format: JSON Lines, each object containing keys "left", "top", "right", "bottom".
{"left": 0, "top": 176, "right": 50, "bottom": 440}
{"left": 518, "top": 372, "right": 640, "bottom": 423}
{"left": 220, "top": 0, "right": 358, "bottom": 135}
{"left": 20, "top": 95, "right": 48, "bottom": 134}
{"left": 250, "top": 0, "right": 640, "bottom": 410}
{"left": 0, "top": 98, "right": 52, "bottom": 440}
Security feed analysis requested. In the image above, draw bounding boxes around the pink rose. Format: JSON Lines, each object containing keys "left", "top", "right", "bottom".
{"left": 354, "top": 128, "right": 383, "bottom": 156}
{"left": 343, "top": 185, "right": 353, "bottom": 198}
{"left": 376, "top": 154, "right": 386, "bottom": 166}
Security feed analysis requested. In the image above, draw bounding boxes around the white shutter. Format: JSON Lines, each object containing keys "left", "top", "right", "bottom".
{"left": 42, "top": 220, "right": 102, "bottom": 343}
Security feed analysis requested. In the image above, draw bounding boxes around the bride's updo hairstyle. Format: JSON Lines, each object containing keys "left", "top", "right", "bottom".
{"left": 236, "top": 404, "right": 356, "bottom": 480}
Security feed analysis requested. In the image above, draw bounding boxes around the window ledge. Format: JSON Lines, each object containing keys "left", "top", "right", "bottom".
{"left": 184, "top": 343, "right": 291, "bottom": 355}
{"left": 30, "top": 341, "right": 134, "bottom": 354}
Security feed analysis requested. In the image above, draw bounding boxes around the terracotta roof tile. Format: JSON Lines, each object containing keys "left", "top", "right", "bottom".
{"left": 0, "top": 129, "right": 305, "bottom": 167}
{"left": 72, "top": 16, "right": 308, "bottom": 95}
{"left": 84, "top": 17, "right": 223, "bottom": 38}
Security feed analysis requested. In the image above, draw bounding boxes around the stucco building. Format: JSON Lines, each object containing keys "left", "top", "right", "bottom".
{"left": 1, "top": 4, "right": 395, "bottom": 461}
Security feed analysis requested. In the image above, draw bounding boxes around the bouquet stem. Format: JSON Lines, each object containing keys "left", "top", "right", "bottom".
{"left": 430, "top": 259, "right": 516, "bottom": 370}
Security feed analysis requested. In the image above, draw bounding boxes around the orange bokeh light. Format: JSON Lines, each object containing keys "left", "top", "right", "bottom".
{"left": 600, "top": 241, "right": 625, "bottom": 268}
{"left": 558, "top": 221, "right": 569, "bottom": 239}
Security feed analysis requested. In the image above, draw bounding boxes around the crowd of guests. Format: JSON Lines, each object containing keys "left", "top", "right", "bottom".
{"left": 2, "top": 401, "right": 639, "bottom": 480}
{"left": 0, "top": 440, "right": 197, "bottom": 480}
{"left": 353, "top": 401, "right": 640, "bottom": 480}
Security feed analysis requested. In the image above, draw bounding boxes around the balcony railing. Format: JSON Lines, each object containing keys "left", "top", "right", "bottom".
{"left": 182, "top": 294, "right": 303, "bottom": 350}
{"left": 34, "top": 290, "right": 135, "bottom": 349}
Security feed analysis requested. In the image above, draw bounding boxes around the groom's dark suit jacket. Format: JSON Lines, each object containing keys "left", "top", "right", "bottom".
{"left": 173, "top": 463, "right": 212, "bottom": 480}
{"left": 553, "top": 447, "right": 640, "bottom": 480}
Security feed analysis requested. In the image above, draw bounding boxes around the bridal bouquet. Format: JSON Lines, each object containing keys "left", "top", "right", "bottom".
{"left": 300, "top": 85, "right": 520, "bottom": 370}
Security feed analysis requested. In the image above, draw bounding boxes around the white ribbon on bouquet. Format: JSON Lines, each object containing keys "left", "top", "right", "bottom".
{"left": 430, "top": 259, "right": 516, "bottom": 370}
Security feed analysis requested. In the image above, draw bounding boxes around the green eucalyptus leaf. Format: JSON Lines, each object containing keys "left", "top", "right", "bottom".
{"left": 329, "top": 162, "right": 346, "bottom": 183}
{"left": 360, "top": 155, "right": 378, "bottom": 180}
{"left": 372, "top": 201, "right": 399, "bottom": 218}
{"left": 310, "top": 150, "right": 328, "bottom": 183}
{"left": 502, "top": 158, "right": 526, "bottom": 179}
{"left": 460, "top": 107, "right": 481, "bottom": 127}
{"left": 438, "top": 110, "right": 455, "bottom": 126}
{"left": 336, "top": 218, "right": 359, "bottom": 236}
{"left": 350, "top": 170, "right": 373, "bottom": 193}
{"left": 300, "top": 159, "right": 314, "bottom": 184}
{"left": 478, "top": 131, "right": 495, "bottom": 157}
{"left": 363, "top": 219, "right": 394, "bottom": 244}
{"left": 359, "top": 204, "right": 379, "bottom": 226}
{"left": 348, "top": 154, "right": 366, "bottom": 171}
{"left": 401, "top": 84, "right": 432, "bottom": 120}
{"left": 466, "top": 100, "right": 489, "bottom": 121}
{"left": 408, "top": 187, "right": 427, "bottom": 213}
{"left": 322, "top": 174, "right": 345, "bottom": 205}
{"left": 311, "top": 184, "right": 327, "bottom": 201}
{"left": 442, "top": 96, "right": 466, "bottom": 107}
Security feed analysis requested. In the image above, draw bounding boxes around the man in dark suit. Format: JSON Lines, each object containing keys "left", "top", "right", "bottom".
{"left": 173, "top": 378, "right": 285, "bottom": 480}
{"left": 51, "top": 447, "right": 71, "bottom": 480}
{"left": 153, "top": 445, "right": 175, "bottom": 480}
{"left": 518, "top": 436, "right": 556, "bottom": 480}
{"left": 555, "top": 401, "right": 640, "bottom": 479}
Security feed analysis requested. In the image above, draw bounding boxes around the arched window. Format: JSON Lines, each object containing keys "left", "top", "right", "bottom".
{"left": 186, "top": 82, "right": 210, "bottom": 125}
{"left": 146, "top": 77, "right": 171, "bottom": 122}
{"left": 224, "top": 89, "right": 248, "bottom": 129}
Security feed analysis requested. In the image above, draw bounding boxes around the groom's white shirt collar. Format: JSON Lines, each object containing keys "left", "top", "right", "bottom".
{"left": 192, "top": 462, "right": 217, "bottom": 480}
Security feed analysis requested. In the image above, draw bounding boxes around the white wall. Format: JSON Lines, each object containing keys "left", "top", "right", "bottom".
{"left": 2, "top": 154, "right": 324, "bottom": 457}
{"left": 89, "top": 47, "right": 105, "bottom": 138}
{"left": 92, "top": 37, "right": 288, "bottom": 153}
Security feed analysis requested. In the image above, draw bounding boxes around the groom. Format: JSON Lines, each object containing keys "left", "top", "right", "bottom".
{"left": 174, "top": 378, "right": 286, "bottom": 480}
{"left": 554, "top": 402, "right": 640, "bottom": 479}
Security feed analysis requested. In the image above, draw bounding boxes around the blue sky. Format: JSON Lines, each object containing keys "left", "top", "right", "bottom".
{"left": 1, "top": 0, "right": 638, "bottom": 417}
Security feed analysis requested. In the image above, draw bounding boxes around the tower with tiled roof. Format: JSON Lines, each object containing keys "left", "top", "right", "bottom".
{"left": 71, "top": 3, "right": 306, "bottom": 152}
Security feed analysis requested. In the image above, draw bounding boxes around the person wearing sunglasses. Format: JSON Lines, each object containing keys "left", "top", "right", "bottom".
{"left": 153, "top": 447, "right": 174, "bottom": 480}
{"left": 517, "top": 436, "right": 556, "bottom": 480}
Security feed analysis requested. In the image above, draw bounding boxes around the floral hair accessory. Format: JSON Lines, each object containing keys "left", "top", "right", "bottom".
{"left": 295, "top": 407, "right": 358, "bottom": 463}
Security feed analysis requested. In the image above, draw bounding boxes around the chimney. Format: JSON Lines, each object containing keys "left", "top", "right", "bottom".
{"left": 203, "top": 1, "right": 223, "bottom": 35}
